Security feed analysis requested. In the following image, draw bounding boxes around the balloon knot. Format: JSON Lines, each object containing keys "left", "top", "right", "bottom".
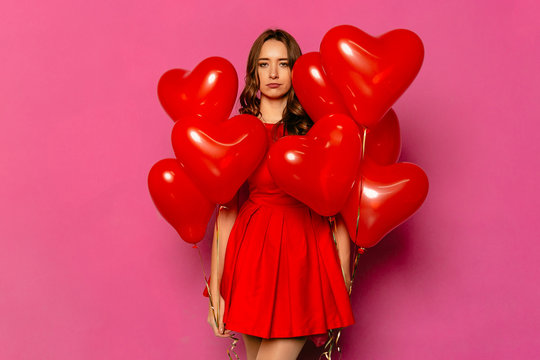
{"left": 192, "top": 244, "right": 198, "bottom": 249}
{"left": 357, "top": 247, "right": 366, "bottom": 254}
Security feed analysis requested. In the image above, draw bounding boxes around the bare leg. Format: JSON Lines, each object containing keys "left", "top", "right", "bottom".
{"left": 255, "top": 337, "right": 308, "bottom": 360}
{"left": 243, "top": 333, "right": 263, "bottom": 360}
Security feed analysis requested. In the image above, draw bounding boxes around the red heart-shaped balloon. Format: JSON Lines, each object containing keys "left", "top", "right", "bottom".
{"left": 365, "top": 108, "right": 401, "bottom": 165}
{"left": 292, "top": 52, "right": 348, "bottom": 122}
{"left": 320, "top": 25, "right": 424, "bottom": 128}
{"left": 340, "top": 158, "right": 429, "bottom": 248}
{"left": 148, "top": 158, "right": 216, "bottom": 244}
{"left": 171, "top": 114, "right": 268, "bottom": 204}
{"left": 157, "top": 56, "right": 238, "bottom": 122}
{"left": 267, "top": 114, "right": 362, "bottom": 216}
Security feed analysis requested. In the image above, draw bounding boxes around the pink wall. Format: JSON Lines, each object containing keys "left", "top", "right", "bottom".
{"left": 1, "top": 0, "right": 538, "bottom": 358}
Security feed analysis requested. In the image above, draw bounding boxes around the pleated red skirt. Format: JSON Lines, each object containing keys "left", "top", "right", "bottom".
{"left": 219, "top": 122, "right": 355, "bottom": 345}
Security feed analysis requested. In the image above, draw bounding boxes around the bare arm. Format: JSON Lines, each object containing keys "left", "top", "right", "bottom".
{"left": 208, "top": 192, "right": 239, "bottom": 337}
{"left": 332, "top": 214, "right": 352, "bottom": 292}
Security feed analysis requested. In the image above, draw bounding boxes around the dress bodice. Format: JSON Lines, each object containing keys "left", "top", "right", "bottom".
{"left": 247, "top": 122, "right": 305, "bottom": 207}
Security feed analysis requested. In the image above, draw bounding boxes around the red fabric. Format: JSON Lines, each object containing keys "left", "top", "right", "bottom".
{"left": 220, "top": 122, "right": 355, "bottom": 346}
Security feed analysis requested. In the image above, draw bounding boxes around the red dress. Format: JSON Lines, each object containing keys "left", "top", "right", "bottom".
{"left": 220, "top": 122, "right": 355, "bottom": 345}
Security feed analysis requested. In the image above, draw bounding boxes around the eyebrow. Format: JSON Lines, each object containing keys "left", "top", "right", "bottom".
{"left": 258, "top": 58, "right": 289, "bottom": 61}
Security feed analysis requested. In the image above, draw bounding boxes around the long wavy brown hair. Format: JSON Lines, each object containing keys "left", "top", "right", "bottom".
{"left": 239, "top": 29, "right": 313, "bottom": 137}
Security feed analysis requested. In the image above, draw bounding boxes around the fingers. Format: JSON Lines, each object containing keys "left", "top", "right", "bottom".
{"left": 219, "top": 297, "right": 226, "bottom": 335}
{"left": 209, "top": 317, "right": 229, "bottom": 337}
{"left": 207, "top": 292, "right": 234, "bottom": 338}
{"left": 208, "top": 306, "right": 232, "bottom": 338}
{"left": 215, "top": 329, "right": 231, "bottom": 337}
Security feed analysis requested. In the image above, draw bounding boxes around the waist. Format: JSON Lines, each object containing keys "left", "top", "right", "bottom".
{"left": 248, "top": 192, "right": 306, "bottom": 208}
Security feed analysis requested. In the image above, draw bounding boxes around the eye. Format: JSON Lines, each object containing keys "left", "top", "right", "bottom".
{"left": 258, "top": 62, "right": 268, "bottom": 68}
{"left": 279, "top": 62, "right": 289, "bottom": 67}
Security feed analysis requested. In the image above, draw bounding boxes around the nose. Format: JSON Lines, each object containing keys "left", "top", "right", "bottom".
{"left": 269, "top": 63, "right": 279, "bottom": 79}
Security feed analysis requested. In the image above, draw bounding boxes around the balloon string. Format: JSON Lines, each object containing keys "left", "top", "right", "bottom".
{"left": 329, "top": 216, "right": 346, "bottom": 282}
{"left": 197, "top": 205, "right": 240, "bottom": 360}
{"left": 323, "top": 239, "right": 364, "bottom": 360}
{"left": 361, "top": 126, "right": 366, "bottom": 161}
{"left": 350, "top": 126, "right": 367, "bottom": 289}
{"left": 195, "top": 245, "right": 218, "bottom": 330}
{"left": 349, "top": 126, "right": 367, "bottom": 292}
{"left": 321, "top": 126, "right": 368, "bottom": 359}
{"left": 319, "top": 327, "right": 344, "bottom": 360}
{"left": 217, "top": 205, "right": 240, "bottom": 360}
{"left": 322, "top": 217, "right": 345, "bottom": 360}
{"left": 356, "top": 126, "right": 366, "bottom": 241}
{"left": 227, "top": 335, "right": 240, "bottom": 360}
{"left": 216, "top": 205, "right": 220, "bottom": 324}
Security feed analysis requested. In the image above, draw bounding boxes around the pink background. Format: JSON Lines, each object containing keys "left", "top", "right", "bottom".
{"left": 1, "top": 0, "right": 539, "bottom": 358}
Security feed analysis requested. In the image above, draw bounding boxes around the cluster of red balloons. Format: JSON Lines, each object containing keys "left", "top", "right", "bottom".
{"left": 148, "top": 57, "right": 269, "bottom": 243}
{"left": 148, "top": 24, "right": 429, "bottom": 250}
{"left": 280, "top": 25, "right": 429, "bottom": 249}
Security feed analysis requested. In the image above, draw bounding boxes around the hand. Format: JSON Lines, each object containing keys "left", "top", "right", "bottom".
{"left": 345, "top": 278, "right": 352, "bottom": 292}
{"left": 207, "top": 292, "right": 232, "bottom": 338}
{"left": 342, "top": 272, "right": 352, "bottom": 293}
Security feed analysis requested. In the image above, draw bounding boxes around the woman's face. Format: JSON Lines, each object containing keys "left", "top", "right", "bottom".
{"left": 257, "top": 39, "right": 292, "bottom": 100}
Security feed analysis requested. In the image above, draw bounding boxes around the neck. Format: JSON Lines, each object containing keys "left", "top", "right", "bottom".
{"left": 259, "top": 95, "right": 287, "bottom": 123}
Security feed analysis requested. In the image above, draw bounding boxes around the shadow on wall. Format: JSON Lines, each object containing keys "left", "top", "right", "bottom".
{"left": 298, "top": 222, "right": 416, "bottom": 359}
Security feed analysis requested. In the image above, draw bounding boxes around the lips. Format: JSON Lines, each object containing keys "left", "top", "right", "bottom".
{"left": 267, "top": 83, "right": 281, "bottom": 88}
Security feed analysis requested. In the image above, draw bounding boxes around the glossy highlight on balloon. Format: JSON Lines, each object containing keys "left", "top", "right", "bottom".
{"left": 320, "top": 25, "right": 424, "bottom": 128}
{"left": 157, "top": 56, "right": 238, "bottom": 122}
{"left": 292, "top": 52, "right": 348, "bottom": 122}
{"left": 171, "top": 114, "right": 269, "bottom": 204}
{"left": 268, "top": 114, "right": 363, "bottom": 216}
{"left": 365, "top": 108, "right": 401, "bottom": 165}
{"left": 340, "top": 159, "right": 429, "bottom": 248}
{"left": 148, "top": 158, "right": 215, "bottom": 244}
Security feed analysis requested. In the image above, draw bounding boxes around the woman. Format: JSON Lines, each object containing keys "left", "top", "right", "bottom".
{"left": 207, "top": 29, "right": 355, "bottom": 360}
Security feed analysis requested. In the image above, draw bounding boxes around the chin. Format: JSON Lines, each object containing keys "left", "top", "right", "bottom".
{"left": 261, "top": 90, "right": 290, "bottom": 100}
